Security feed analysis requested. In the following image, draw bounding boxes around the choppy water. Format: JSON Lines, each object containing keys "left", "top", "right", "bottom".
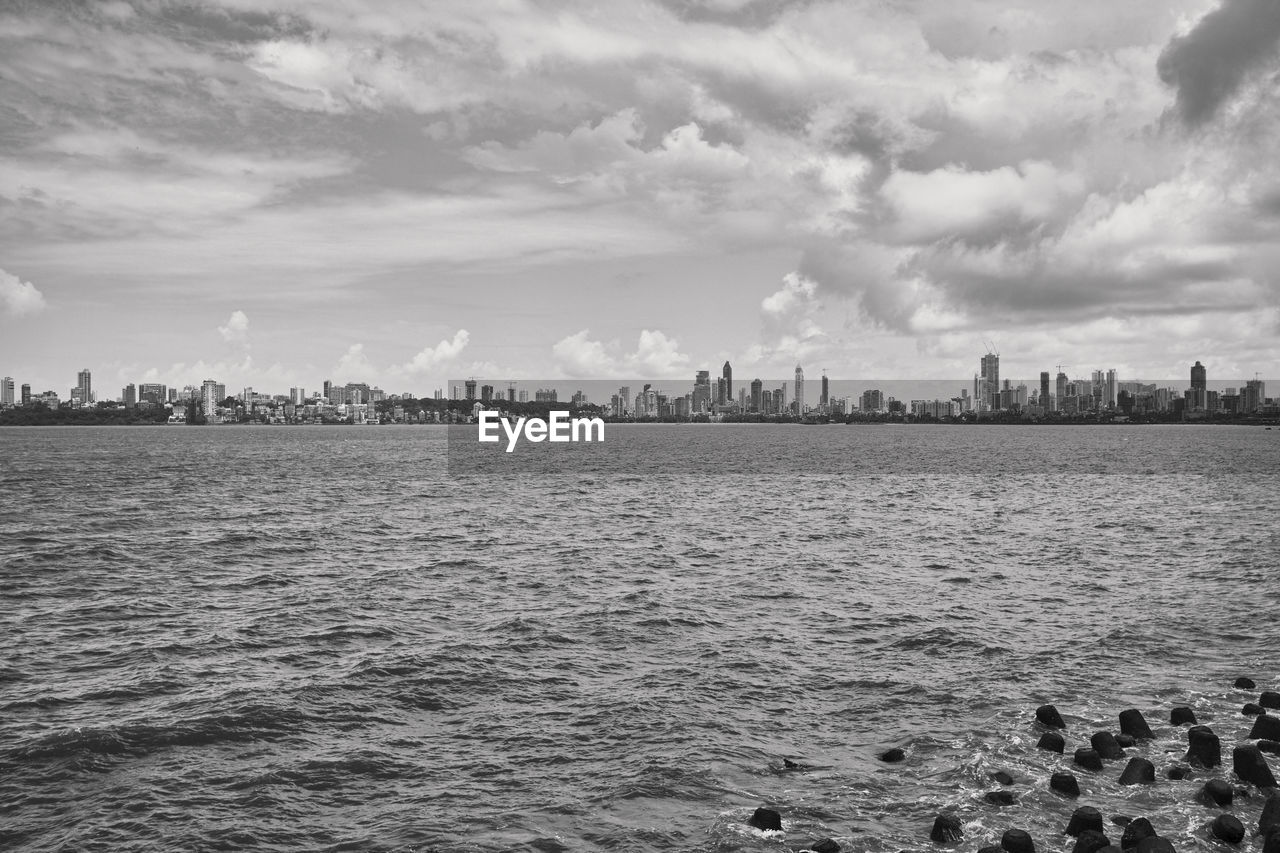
{"left": 1, "top": 425, "right": 1278, "bottom": 853}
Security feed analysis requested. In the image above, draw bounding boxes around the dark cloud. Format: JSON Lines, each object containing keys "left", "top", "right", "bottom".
{"left": 1157, "top": 0, "right": 1280, "bottom": 126}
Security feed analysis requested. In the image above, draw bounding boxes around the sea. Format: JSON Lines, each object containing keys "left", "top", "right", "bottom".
{"left": 1, "top": 424, "right": 1277, "bottom": 853}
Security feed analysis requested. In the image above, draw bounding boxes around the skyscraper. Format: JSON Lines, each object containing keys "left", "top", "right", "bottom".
{"left": 820, "top": 372, "right": 829, "bottom": 411}
{"left": 716, "top": 375, "right": 727, "bottom": 406}
{"left": 722, "top": 361, "right": 732, "bottom": 401}
{"left": 1039, "top": 372, "right": 1050, "bottom": 410}
{"left": 794, "top": 364, "right": 804, "bottom": 415}
{"left": 1055, "top": 371, "right": 1067, "bottom": 411}
{"left": 980, "top": 353, "right": 999, "bottom": 410}
{"left": 76, "top": 368, "right": 92, "bottom": 407}
{"left": 201, "top": 379, "right": 219, "bottom": 421}
{"left": 20, "top": 384, "right": 30, "bottom": 406}
{"left": 1105, "top": 369, "right": 1118, "bottom": 408}
{"left": 1190, "top": 361, "right": 1206, "bottom": 390}
{"left": 1, "top": 377, "right": 13, "bottom": 407}
{"left": 750, "top": 378, "right": 762, "bottom": 412}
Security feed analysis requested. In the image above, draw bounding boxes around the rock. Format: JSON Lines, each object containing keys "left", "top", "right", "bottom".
{"left": 1076, "top": 748, "right": 1105, "bottom": 771}
{"left": 1120, "top": 710, "right": 1156, "bottom": 741}
{"left": 1002, "top": 829, "right": 1035, "bottom": 853}
{"left": 1200, "top": 780, "right": 1234, "bottom": 807}
{"left": 1264, "top": 833, "right": 1280, "bottom": 853}
{"left": 991, "top": 770, "right": 1015, "bottom": 786}
{"left": 1262, "top": 692, "right": 1280, "bottom": 710}
{"left": 1052, "top": 772, "right": 1081, "bottom": 798}
{"left": 748, "top": 807, "right": 782, "bottom": 831}
{"left": 1168, "top": 766, "right": 1191, "bottom": 780}
{"left": 1112, "top": 817, "right": 1132, "bottom": 828}
{"left": 1210, "top": 814, "right": 1244, "bottom": 844}
{"left": 881, "top": 748, "right": 906, "bottom": 763}
{"left": 1261, "top": 741, "right": 1280, "bottom": 756}
{"left": 812, "top": 840, "right": 841, "bottom": 853}
{"left": 1260, "top": 793, "right": 1280, "bottom": 836}
{"left": 1116, "top": 734, "right": 1137, "bottom": 749}
{"left": 1039, "top": 732, "right": 1066, "bottom": 754}
{"left": 1232, "top": 745, "right": 1277, "bottom": 789}
{"left": 1039, "top": 705, "right": 1067, "bottom": 729}
{"left": 1135, "top": 837, "right": 1176, "bottom": 853}
{"left": 1097, "top": 847, "right": 1123, "bottom": 853}
{"left": 1074, "top": 831, "right": 1111, "bottom": 853}
{"left": 1121, "top": 818, "right": 1155, "bottom": 850}
{"left": 1120, "top": 758, "right": 1156, "bottom": 786}
{"left": 985, "top": 790, "right": 1018, "bottom": 806}
{"left": 930, "top": 814, "right": 963, "bottom": 843}
{"left": 979, "top": 846, "right": 1003, "bottom": 853}
{"left": 1245, "top": 705, "right": 1267, "bottom": 717}
{"left": 1187, "top": 727, "right": 1222, "bottom": 769}
{"left": 1171, "top": 707, "right": 1197, "bottom": 726}
{"left": 1251, "top": 715, "right": 1280, "bottom": 742}
{"left": 1093, "top": 732, "right": 1126, "bottom": 760}
{"left": 1237, "top": 678, "right": 1257, "bottom": 690}
{"left": 1067, "top": 807, "right": 1105, "bottom": 836}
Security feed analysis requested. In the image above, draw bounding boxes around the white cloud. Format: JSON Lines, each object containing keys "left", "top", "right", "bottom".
{"left": 334, "top": 343, "right": 374, "bottom": 380}
{"left": 396, "top": 329, "right": 471, "bottom": 374}
{"left": 0, "top": 269, "right": 47, "bottom": 316}
{"left": 217, "top": 310, "right": 250, "bottom": 343}
{"left": 552, "top": 328, "right": 692, "bottom": 378}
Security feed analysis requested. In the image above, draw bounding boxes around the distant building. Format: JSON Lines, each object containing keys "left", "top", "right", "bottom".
{"left": 1040, "top": 372, "right": 1050, "bottom": 410}
{"left": 464, "top": 379, "right": 477, "bottom": 400}
{"left": 122, "top": 383, "right": 137, "bottom": 407}
{"left": 750, "top": 378, "right": 763, "bottom": 413}
{"left": 716, "top": 375, "right": 727, "bottom": 406}
{"left": 571, "top": 390, "right": 586, "bottom": 408}
{"left": 1191, "top": 361, "right": 1207, "bottom": 391}
{"left": 201, "top": 379, "right": 220, "bottom": 422}
{"left": 480, "top": 384, "right": 494, "bottom": 403}
{"left": 0, "top": 376, "right": 13, "bottom": 408}
{"left": 535, "top": 388, "right": 557, "bottom": 403}
{"left": 140, "top": 383, "right": 167, "bottom": 405}
{"left": 979, "top": 353, "right": 999, "bottom": 410}
{"left": 794, "top": 364, "right": 804, "bottom": 415}
{"left": 860, "top": 389, "right": 884, "bottom": 412}
{"left": 1244, "top": 379, "right": 1266, "bottom": 413}
{"left": 76, "top": 368, "right": 92, "bottom": 407}
{"left": 819, "top": 373, "right": 829, "bottom": 411}
{"left": 20, "top": 383, "right": 31, "bottom": 406}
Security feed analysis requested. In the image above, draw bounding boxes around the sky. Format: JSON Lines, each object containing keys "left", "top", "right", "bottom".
{"left": 2, "top": 0, "right": 1279, "bottom": 396}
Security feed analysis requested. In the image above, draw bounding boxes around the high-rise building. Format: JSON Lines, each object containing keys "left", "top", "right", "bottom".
{"left": 21, "top": 383, "right": 31, "bottom": 406}
{"left": 76, "top": 369, "right": 92, "bottom": 407}
{"left": 122, "top": 384, "right": 137, "bottom": 407}
{"left": 860, "top": 389, "right": 884, "bottom": 412}
{"left": 750, "top": 378, "right": 763, "bottom": 412}
{"left": 201, "top": 379, "right": 220, "bottom": 421}
{"left": 464, "top": 379, "right": 478, "bottom": 400}
{"left": 980, "top": 353, "right": 999, "bottom": 410}
{"left": 1, "top": 376, "right": 13, "bottom": 407}
{"left": 140, "top": 383, "right": 167, "bottom": 405}
{"left": 1055, "top": 372, "right": 1067, "bottom": 411}
{"left": 716, "top": 376, "right": 727, "bottom": 406}
{"left": 1244, "top": 379, "right": 1265, "bottom": 413}
{"left": 1039, "top": 372, "right": 1050, "bottom": 409}
{"left": 820, "top": 372, "right": 829, "bottom": 411}
{"left": 722, "top": 361, "right": 732, "bottom": 401}
{"left": 1191, "top": 361, "right": 1206, "bottom": 390}
{"left": 1105, "top": 369, "right": 1118, "bottom": 408}
{"left": 290, "top": 387, "right": 305, "bottom": 405}
{"left": 480, "top": 384, "right": 494, "bottom": 403}
{"left": 794, "top": 364, "right": 804, "bottom": 415}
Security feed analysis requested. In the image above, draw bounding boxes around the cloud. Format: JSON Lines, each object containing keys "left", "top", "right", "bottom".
{"left": 552, "top": 329, "right": 691, "bottom": 378}
{"left": 0, "top": 269, "right": 47, "bottom": 316}
{"left": 334, "top": 343, "right": 373, "bottom": 380}
{"left": 217, "top": 310, "right": 250, "bottom": 343}
{"left": 396, "top": 329, "right": 471, "bottom": 374}
{"left": 1157, "top": 0, "right": 1280, "bottom": 126}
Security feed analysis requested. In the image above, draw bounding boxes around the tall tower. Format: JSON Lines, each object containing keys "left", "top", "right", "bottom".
{"left": 1105, "top": 369, "right": 1118, "bottom": 408}
{"left": 1, "top": 377, "right": 13, "bottom": 407}
{"left": 794, "top": 364, "right": 804, "bottom": 415}
{"left": 980, "top": 353, "right": 999, "bottom": 410}
{"left": 1190, "top": 361, "right": 1206, "bottom": 390}
{"left": 76, "top": 368, "right": 92, "bottom": 407}
{"left": 722, "top": 361, "right": 732, "bottom": 401}
{"left": 1055, "top": 372, "right": 1067, "bottom": 411}
{"left": 1039, "top": 372, "right": 1050, "bottom": 409}
{"left": 820, "top": 372, "right": 829, "bottom": 411}
{"left": 750, "top": 378, "right": 762, "bottom": 412}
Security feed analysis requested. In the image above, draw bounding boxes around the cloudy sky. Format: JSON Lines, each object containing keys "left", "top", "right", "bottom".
{"left": 2, "top": 0, "right": 1278, "bottom": 395}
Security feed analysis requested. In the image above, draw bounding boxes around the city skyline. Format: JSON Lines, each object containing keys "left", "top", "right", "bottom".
{"left": 4, "top": 2, "right": 1280, "bottom": 393}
